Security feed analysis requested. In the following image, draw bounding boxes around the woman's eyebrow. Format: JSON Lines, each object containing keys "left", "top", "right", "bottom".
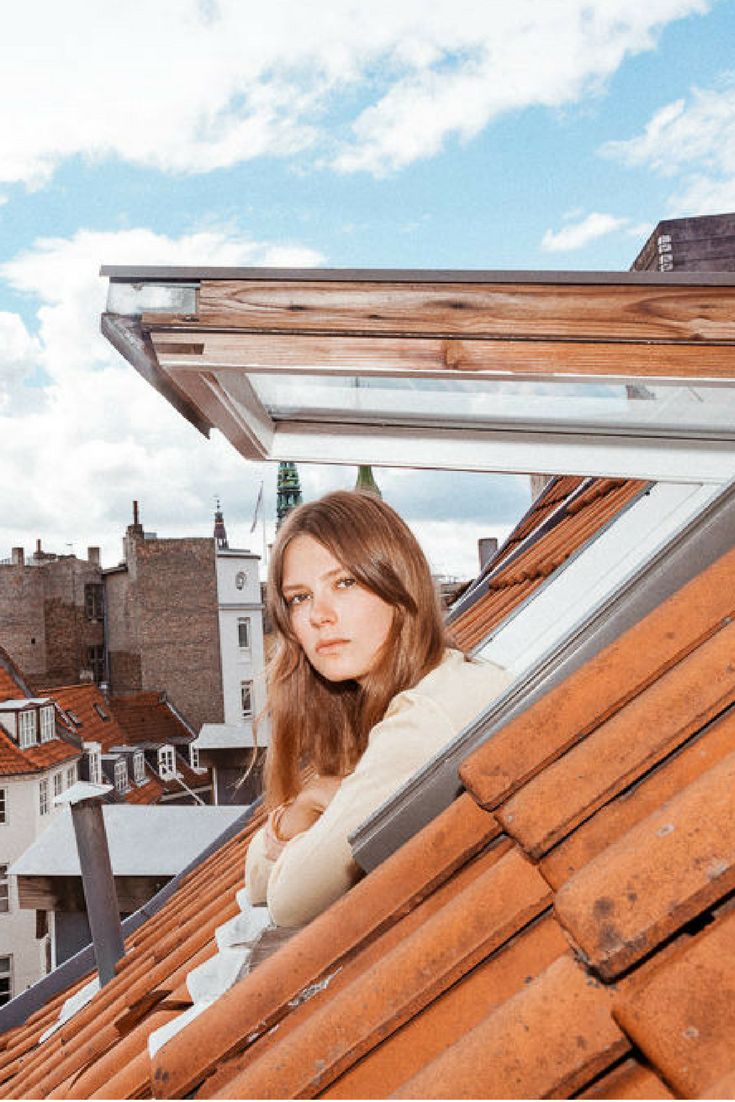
{"left": 282, "top": 567, "right": 344, "bottom": 592}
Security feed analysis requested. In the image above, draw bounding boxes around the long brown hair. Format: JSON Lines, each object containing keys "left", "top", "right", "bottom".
{"left": 262, "top": 490, "right": 448, "bottom": 807}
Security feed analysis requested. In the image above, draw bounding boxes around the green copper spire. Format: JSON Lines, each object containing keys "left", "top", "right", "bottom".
{"left": 354, "top": 465, "right": 382, "bottom": 499}
{"left": 276, "top": 461, "right": 303, "bottom": 529}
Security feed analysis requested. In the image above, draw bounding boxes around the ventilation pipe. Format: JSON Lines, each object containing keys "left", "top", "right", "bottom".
{"left": 57, "top": 783, "right": 124, "bottom": 986}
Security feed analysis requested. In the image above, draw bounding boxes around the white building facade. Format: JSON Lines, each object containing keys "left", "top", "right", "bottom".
{"left": 0, "top": 695, "right": 80, "bottom": 1002}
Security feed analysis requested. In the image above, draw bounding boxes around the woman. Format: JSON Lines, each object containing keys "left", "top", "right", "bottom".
{"left": 245, "top": 490, "right": 512, "bottom": 927}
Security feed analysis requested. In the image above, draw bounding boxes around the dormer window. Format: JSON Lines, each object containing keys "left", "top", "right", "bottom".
{"left": 84, "top": 744, "right": 102, "bottom": 786}
{"left": 40, "top": 706, "right": 55, "bottom": 743}
{"left": 66, "top": 710, "right": 82, "bottom": 728}
{"left": 114, "top": 759, "right": 129, "bottom": 795}
{"left": 18, "top": 710, "right": 37, "bottom": 749}
{"left": 93, "top": 703, "right": 109, "bottom": 721}
{"left": 158, "top": 745, "right": 175, "bottom": 778}
{"left": 133, "top": 751, "right": 145, "bottom": 784}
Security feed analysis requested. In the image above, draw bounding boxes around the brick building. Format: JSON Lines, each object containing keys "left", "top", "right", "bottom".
{"left": 104, "top": 505, "right": 225, "bottom": 734}
{"left": 0, "top": 543, "right": 104, "bottom": 688}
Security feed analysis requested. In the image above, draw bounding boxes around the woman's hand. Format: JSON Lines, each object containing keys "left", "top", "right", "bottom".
{"left": 277, "top": 775, "right": 342, "bottom": 840}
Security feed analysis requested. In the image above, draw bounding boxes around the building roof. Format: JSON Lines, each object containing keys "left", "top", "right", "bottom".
{"left": 10, "top": 806, "right": 245, "bottom": 878}
{"left": 0, "top": 650, "right": 81, "bottom": 777}
{"left": 450, "top": 475, "right": 648, "bottom": 650}
{"left": 0, "top": 533, "right": 732, "bottom": 1098}
{"left": 109, "top": 691, "right": 196, "bottom": 746}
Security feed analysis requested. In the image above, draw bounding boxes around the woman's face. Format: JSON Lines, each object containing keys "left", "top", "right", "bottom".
{"left": 281, "top": 534, "right": 394, "bottom": 684}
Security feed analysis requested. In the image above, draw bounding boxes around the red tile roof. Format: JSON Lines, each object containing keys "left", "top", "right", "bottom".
{"left": 109, "top": 692, "right": 195, "bottom": 744}
{"left": 0, "top": 540, "right": 733, "bottom": 1099}
{"left": 0, "top": 650, "right": 80, "bottom": 775}
{"left": 451, "top": 476, "right": 648, "bottom": 650}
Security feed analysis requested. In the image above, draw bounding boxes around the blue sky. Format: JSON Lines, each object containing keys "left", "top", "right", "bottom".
{"left": 1, "top": 0, "right": 734, "bottom": 576}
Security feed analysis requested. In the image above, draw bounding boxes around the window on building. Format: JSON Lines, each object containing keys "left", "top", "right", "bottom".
{"left": 241, "top": 680, "right": 253, "bottom": 719}
{"left": 114, "top": 759, "right": 128, "bottom": 795}
{"left": 0, "top": 867, "right": 9, "bottom": 914}
{"left": 66, "top": 709, "right": 82, "bottom": 728}
{"left": 84, "top": 583, "right": 104, "bottom": 621}
{"left": 85, "top": 747, "right": 101, "bottom": 786}
{"left": 235, "top": 570, "right": 247, "bottom": 590}
{"left": 66, "top": 764, "right": 77, "bottom": 788}
{"left": 190, "top": 743, "right": 200, "bottom": 770}
{"left": 19, "top": 709, "right": 37, "bottom": 749}
{"left": 0, "top": 789, "right": 6, "bottom": 825}
{"left": 86, "top": 645, "right": 105, "bottom": 683}
{"left": 40, "top": 706, "right": 55, "bottom": 743}
{"left": 0, "top": 957, "right": 12, "bottom": 1006}
{"left": 237, "top": 616, "right": 251, "bottom": 650}
{"left": 52, "top": 772, "right": 63, "bottom": 799}
{"left": 39, "top": 779, "right": 49, "bottom": 816}
{"left": 133, "top": 751, "right": 145, "bottom": 784}
{"left": 93, "top": 702, "right": 110, "bottom": 721}
{"left": 158, "top": 745, "right": 175, "bottom": 778}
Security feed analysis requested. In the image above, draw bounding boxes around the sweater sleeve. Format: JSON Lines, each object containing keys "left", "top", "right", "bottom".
{"left": 251, "top": 654, "right": 513, "bottom": 928}
{"left": 244, "top": 825, "right": 274, "bottom": 906}
{"left": 263, "top": 693, "right": 456, "bottom": 927}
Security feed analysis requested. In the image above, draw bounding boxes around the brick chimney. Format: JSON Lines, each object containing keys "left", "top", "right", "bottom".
{"left": 11, "top": 547, "right": 24, "bottom": 566}
{"left": 87, "top": 547, "right": 101, "bottom": 566}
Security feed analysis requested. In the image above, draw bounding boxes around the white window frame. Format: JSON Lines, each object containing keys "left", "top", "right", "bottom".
{"left": 0, "top": 956, "right": 12, "bottom": 1007}
{"left": 158, "top": 745, "right": 175, "bottom": 778}
{"left": 133, "top": 751, "right": 146, "bottom": 784}
{"left": 86, "top": 747, "right": 101, "bottom": 786}
{"left": 114, "top": 759, "right": 128, "bottom": 794}
{"left": 237, "top": 616, "right": 251, "bottom": 650}
{"left": 39, "top": 778, "right": 49, "bottom": 816}
{"left": 52, "top": 772, "right": 63, "bottom": 799}
{"left": 189, "top": 743, "right": 200, "bottom": 770}
{"left": 19, "top": 709, "right": 37, "bottom": 749}
{"left": 40, "top": 706, "right": 55, "bottom": 743}
{"left": 241, "top": 680, "right": 253, "bottom": 719}
{"left": 0, "top": 788, "right": 6, "bottom": 825}
{"left": 0, "top": 866, "right": 8, "bottom": 913}
{"left": 66, "top": 764, "right": 77, "bottom": 787}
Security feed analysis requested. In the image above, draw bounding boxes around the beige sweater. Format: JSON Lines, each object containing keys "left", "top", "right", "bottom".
{"left": 245, "top": 649, "right": 512, "bottom": 927}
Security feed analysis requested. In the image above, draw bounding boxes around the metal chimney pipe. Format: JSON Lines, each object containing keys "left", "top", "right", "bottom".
{"left": 66, "top": 788, "right": 125, "bottom": 986}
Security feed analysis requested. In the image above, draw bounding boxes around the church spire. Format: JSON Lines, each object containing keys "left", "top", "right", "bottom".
{"left": 213, "top": 497, "right": 229, "bottom": 549}
{"left": 354, "top": 465, "right": 382, "bottom": 499}
{"left": 276, "top": 462, "right": 303, "bottom": 529}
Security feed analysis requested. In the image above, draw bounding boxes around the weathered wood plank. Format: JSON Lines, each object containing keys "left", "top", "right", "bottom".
{"left": 151, "top": 330, "right": 735, "bottom": 380}
{"left": 178, "top": 280, "right": 735, "bottom": 342}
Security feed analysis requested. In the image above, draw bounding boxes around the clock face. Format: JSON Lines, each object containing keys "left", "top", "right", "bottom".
{"left": 235, "top": 571, "right": 247, "bottom": 590}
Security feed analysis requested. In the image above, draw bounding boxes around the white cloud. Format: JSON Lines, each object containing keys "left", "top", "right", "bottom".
{"left": 602, "top": 75, "right": 735, "bottom": 214}
{"left": 0, "top": 227, "right": 324, "bottom": 563}
{"left": 0, "top": 226, "right": 529, "bottom": 576}
{"left": 0, "top": 0, "right": 709, "bottom": 184}
{"left": 541, "top": 212, "right": 651, "bottom": 252}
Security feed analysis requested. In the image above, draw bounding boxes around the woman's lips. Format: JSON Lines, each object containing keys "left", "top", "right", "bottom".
{"left": 315, "top": 638, "right": 349, "bottom": 654}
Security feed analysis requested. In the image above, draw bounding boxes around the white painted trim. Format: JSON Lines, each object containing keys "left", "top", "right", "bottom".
{"left": 477, "top": 480, "right": 721, "bottom": 675}
{"left": 270, "top": 423, "right": 735, "bottom": 484}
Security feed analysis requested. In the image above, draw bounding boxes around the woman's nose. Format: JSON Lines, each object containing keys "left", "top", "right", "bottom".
{"left": 309, "top": 590, "right": 336, "bottom": 625}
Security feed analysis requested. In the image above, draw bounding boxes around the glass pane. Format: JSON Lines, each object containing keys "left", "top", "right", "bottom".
{"left": 247, "top": 373, "right": 735, "bottom": 437}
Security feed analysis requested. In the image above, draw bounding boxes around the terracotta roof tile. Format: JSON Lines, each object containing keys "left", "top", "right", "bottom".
{"left": 613, "top": 906, "right": 735, "bottom": 1098}
{"left": 460, "top": 543, "right": 735, "bottom": 808}
{"left": 392, "top": 953, "right": 628, "bottom": 1100}
{"left": 496, "top": 619, "right": 735, "bottom": 858}
{"left": 1, "top": 486, "right": 733, "bottom": 1100}
{"left": 109, "top": 693, "right": 194, "bottom": 744}
{"left": 555, "top": 752, "right": 735, "bottom": 979}
{"left": 577, "top": 1056, "right": 676, "bottom": 1099}
{"left": 323, "top": 913, "right": 569, "bottom": 1099}
{"left": 190, "top": 846, "right": 551, "bottom": 1100}
{"left": 46, "top": 683, "right": 135, "bottom": 753}
{"left": 452, "top": 477, "right": 646, "bottom": 651}
{"left": 542, "top": 707, "right": 735, "bottom": 889}
{"left": 0, "top": 730, "right": 32, "bottom": 775}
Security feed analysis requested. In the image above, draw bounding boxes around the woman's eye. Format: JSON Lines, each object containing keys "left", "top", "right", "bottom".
{"left": 336, "top": 576, "right": 356, "bottom": 589}
{"left": 286, "top": 592, "right": 309, "bottom": 607}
